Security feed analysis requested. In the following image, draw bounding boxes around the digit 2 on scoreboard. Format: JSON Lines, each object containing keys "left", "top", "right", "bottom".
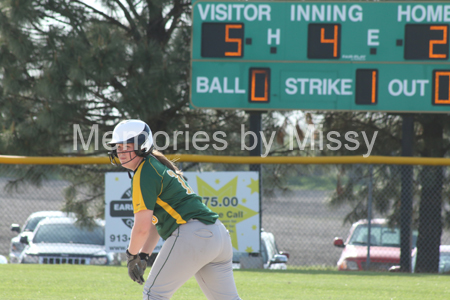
{"left": 404, "top": 24, "right": 449, "bottom": 60}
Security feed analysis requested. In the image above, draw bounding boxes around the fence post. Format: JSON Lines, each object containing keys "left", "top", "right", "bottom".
{"left": 248, "top": 111, "right": 263, "bottom": 264}
{"left": 367, "top": 164, "right": 373, "bottom": 270}
{"left": 400, "top": 114, "right": 414, "bottom": 272}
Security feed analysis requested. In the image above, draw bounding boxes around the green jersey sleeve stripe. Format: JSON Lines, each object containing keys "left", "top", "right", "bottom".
{"left": 148, "top": 160, "right": 164, "bottom": 196}
{"left": 156, "top": 197, "right": 187, "bottom": 225}
{"left": 133, "top": 163, "right": 148, "bottom": 213}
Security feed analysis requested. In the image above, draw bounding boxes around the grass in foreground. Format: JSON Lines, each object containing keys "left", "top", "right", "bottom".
{"left": 1, "top": 264, "right": 449, "bottom": 300}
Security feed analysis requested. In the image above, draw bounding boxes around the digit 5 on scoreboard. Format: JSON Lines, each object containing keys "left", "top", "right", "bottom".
{"left": 201, "top": 23, "right": 244, "bottom": 58}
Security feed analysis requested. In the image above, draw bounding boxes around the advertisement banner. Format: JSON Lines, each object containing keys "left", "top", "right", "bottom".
{"left": 105, "top": 171, "right": 260, "bottom": 253}
{"left": 184, "top": 171, "right": 260, "bottom": 253}
{"left": 104, "top": 172, "right": 164, "bottom": 253}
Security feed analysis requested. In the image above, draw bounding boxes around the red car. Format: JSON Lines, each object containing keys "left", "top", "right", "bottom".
{"left": 333, "top": 219, "right": 417, "bottom": 271}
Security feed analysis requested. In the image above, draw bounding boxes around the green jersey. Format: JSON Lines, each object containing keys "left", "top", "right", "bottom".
{"left": 131, "top": 155, "right": 218, "bottom": 240}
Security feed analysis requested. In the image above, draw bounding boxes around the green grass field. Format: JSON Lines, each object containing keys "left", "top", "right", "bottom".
{"left": 1, "top": 265, "right": 449, "bottom": 300}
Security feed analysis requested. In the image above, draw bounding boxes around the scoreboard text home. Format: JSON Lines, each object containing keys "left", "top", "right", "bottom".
{"left": 190, "top": 1, "right": 450, "bottom": 113}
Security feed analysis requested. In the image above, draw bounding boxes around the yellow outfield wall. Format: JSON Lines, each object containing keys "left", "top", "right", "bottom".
{"left": 1, "top": 155, "right": 450, "bottom": 166}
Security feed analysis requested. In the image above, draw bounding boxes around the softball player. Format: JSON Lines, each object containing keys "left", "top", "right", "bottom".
{"left": 108, "top": 120, "right": 241, "bottom": 300}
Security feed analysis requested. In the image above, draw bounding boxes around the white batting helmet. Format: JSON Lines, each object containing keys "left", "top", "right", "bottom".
{"left": 108, "top": 120, "right": 153, "bottom": 163}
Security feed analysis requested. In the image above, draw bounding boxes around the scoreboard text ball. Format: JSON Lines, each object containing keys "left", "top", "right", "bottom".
{"left": 191, "top": 1, "right": 450, "bottom": 113}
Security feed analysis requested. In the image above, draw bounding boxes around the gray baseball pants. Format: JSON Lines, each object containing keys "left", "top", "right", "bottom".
{"left": 143, "top": 219, "right": 241, "bottom": 300}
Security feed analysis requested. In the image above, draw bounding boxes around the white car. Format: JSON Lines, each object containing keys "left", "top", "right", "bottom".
{"left": 0, "top": 255, "right": 7, "bottom": 264}
{"left": 411, "top": 245, "right": 450, "bottom": 274}
{"left": 390, "top": 245, "right": 450, "bottom": 273}
{"left": 232, "top": 230, "right": 289, "bottom": 269}
{"left": 19, "top": 217, "right": 120, "bottom": 265}
{"left": 10, "top": 211, "right": 74, "bottom": 263}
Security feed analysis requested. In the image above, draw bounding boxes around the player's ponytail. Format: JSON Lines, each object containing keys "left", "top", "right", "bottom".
{"left": 151, "top": 149, "right": 184, "bottom": 176}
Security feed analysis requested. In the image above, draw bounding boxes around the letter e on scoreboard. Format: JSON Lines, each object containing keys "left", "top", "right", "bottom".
{"left": 355, "top": 69, "right": 378, "bottom": 105}
{"left": 248, "top": 68, "right": 270, "bottom": 103}
{"left": 433, "top": 70, "right": 450, "bottom": 105}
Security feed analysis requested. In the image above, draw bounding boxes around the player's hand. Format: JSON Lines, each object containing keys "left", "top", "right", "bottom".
{"left": 126, "top": 249, "right": 145, "bottom": 285}
{"left": 138, "top": 252, "right": 149, "bottom": 275}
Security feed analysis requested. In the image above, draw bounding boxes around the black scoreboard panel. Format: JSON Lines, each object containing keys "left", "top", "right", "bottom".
{"left": 433, "top": 70, "right": 450, "bottom": 105}
{"left": 248, "top": 68, "right": 271, "bottom": 103}
{"left": 355, "top": 69, "right": 378, "bottom": 105}
{"left": 308, "top": 24, "right": 341, "bottom": 59}
{"left": 405, "top": 24, "right": 449, "bottom": 60}
{"left": 201, "top": 23, "right": 244, "bottom": 57}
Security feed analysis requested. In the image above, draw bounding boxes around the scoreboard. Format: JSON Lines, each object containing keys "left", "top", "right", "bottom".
{"left": 190, "top": 1, "right": 450, "bottom": 113}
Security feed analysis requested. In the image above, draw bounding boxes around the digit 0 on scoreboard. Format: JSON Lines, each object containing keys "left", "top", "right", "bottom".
{"left": 308, "top": 24, "right": 341, "bottom": 59}
{"left": 201, "top": 23, "right": 244, "bottom": 58}
{"left": 355, "top": 69, "right": 378, "bottom": 105}
{"left": 248, "top": 68, "right": 270, "bottom": 103}
{"left": 433, "top": 70, "right": 450, "bottom": 105}
{"left": 404, "top": 25, "right": 449, "bottom": 60}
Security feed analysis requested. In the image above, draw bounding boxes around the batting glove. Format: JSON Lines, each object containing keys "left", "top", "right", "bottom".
{"left": 126, "top": 249, "right": 145, "bottom": 285}
{"left": 138, "top": 252, "right": 149, "bottom": 275}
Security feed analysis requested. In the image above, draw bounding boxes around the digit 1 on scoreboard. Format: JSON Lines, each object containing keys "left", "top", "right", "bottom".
{"left": 432, "top": 70, "right": 450, "bottom": 105}
{"left": 248, "top": 68, "right": 271, "bottom": 103}
{"left": 355, "top": 69, "right": 378, "bottom": 105}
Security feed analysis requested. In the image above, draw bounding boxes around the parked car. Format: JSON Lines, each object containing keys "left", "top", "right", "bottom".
{"left": 389, "top": 245, "right": 450, "bottom": 273}
{"left": 333, "top": 219, "right": 417, "bottom": 271}
{"left": 19, "top": 217, "right": 120, "bottom": 265}
{"left": 0, "top": 255, "right": 7, "bottom": 264}
{"left": 232, "top": 230, "right": 289, "bottom": 269}
{"left": 409, "top": 245, "right": 450, "bottom": 273}
{"left": 10, "top": 211, "right": 74, "bottom": 263}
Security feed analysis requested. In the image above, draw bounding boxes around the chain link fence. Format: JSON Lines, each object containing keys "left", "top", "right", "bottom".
{"left": 1, "top": 160, "right": 450, "bottom": 272}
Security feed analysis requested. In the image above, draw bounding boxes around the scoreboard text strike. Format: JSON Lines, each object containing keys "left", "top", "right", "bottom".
{"left": 190, "top": 1, "right": 450, "bottom": 113}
